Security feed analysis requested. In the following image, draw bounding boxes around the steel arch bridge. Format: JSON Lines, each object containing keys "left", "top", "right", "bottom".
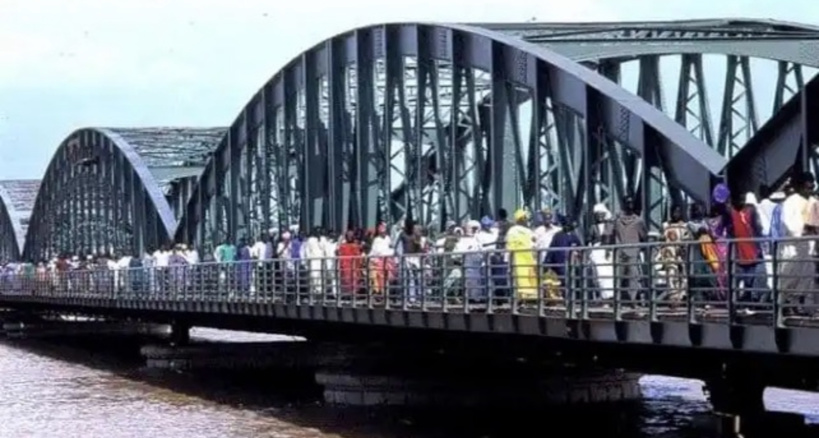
{"left": 0, "top": 180, "right": 39, "bottom": 261}
{"left": 172, "top": 20, "right": 819, "bottom": 250}
{"left": 174, "top": 21, "right": 735, "bottom": 250}
{"left": 23, "top": 127, "right": 224, "bottom": 262}
{"left": 18, "top": 19, "right": 819, "bottom": 258}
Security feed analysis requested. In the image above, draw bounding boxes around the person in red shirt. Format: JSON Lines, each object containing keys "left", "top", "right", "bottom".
{"left": 723, "top": 192, "right": 770, "bottom": 303}
{"left": 337, "top": 230, "right": 363, "bottom": 296}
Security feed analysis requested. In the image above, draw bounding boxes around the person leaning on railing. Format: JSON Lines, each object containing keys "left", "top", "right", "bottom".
{"left": 506, "top": 209, "right": 538, "bottom": 303}
{"left": 337, "top": 230, "right": 364, "bottom": 297}
{"left": 613, "top": 197, "right": 648, "bottom": 304}
{"left": 543, "top": 217, "right": 582, "bottom": 303}
{"left": 368, "top": 223, "right": 394, "bottom": 296}
{"left": 687, "top": 226, "right": 721, "bottom": 303}
{"left": 441, "top": 226, "right": 465, "bottom": 298}
{"left": 778, "top": 172, "right": 815, "bottom": 315}
{"left": 658, "top": 206, "right": 690, "bottom": 303}
{"left": 399, "top": 222, "right": 426, "bottom": 304}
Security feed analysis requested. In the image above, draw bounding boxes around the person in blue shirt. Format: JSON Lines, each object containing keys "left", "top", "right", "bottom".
{"left": 544, "top": 217, "right": 583, "bottom": 299}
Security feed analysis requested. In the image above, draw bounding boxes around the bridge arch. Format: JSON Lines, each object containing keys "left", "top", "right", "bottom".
{"left": 175, "top": 22, "right": 726, "bottom": 250}
{"left": 382, "top": 21, "right": 819, "bottom": 223}
{"left": 0, "top": 180, "right": 39, "bottom": 261}
{"left": 481, "top": 19, "right": 819, "bottom": 159}
{"left": 24, "top": 127, "right": 224, "bottom": 261}
{"left": 486, "top": 19, "right": 819, "bottom": 67}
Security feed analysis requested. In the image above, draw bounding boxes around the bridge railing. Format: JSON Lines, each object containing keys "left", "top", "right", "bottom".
{"left": 1, "top": 236, "right": 818, "bottom": 327}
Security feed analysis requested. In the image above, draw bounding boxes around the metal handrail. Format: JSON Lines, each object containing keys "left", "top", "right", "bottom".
{"left": 1, "top": 235, "right": 818, "bottom": 328}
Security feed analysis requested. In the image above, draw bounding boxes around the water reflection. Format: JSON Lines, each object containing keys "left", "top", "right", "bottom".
{"left": 0, "top": 329, "right": 815, "bottom": 438}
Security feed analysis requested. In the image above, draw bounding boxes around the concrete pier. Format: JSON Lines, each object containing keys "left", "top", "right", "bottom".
{"left": 312, "top": 344, "right": 641, "bottom": 407}
{"left": 713, "top": 411, "right": 813, "bottom": 438}
{"left": 1, "top": 319, "right": 170, "bottom": 339}
{"left": 169, "top": 322, "right": 191, "bottom": 346}
{"left": 140, "top": 341, "right": 316, "bottom": 370}
{"left": 138, "top": 340, "right": 641, "bottom": 407}
{"left": 316, "top": 368, "right": 641, "bottom": 407}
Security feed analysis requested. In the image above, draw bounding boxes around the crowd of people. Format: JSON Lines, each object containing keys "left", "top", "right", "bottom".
{"left": 1, "top": 173, "right": 819, "bottom": 316}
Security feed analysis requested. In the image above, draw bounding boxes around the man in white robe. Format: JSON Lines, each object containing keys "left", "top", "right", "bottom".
{"left": 184, "top": 245, "right": 200, "bottom": 265}
{"left": 757, "top": 187, "right": 777, "bottom": 238}
{"left": 303, "top": 230, "right": 325, "bottom": 296}
{"left": 779, "top": 172, "right": 815, "bottom": 314}
{"left": 590, "top": 203, "right": 615, "bottom": 299}
{"left": 321, "top": 233, "right": 337, "bottom": 296}
{"left": 153, "top": 245, "right": 171, "bottom": 295}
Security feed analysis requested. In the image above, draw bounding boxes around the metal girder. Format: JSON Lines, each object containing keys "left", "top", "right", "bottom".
{"left": 34, "top": 19, "right": 819, "bottom": 249}
{"left": 175, "top": 23, "right": 726, "bottom": 251}
{"left": 467, "top": 20, "right": 816, "bottom": 217}
{"left": 716, "top": 56, "right": 760, "bottom": 159}
{"left": 725, "top": 74, "right": 819, "bottom": 196}
{"left": 104, "top": 127, "right": 226, "bottom": 219}
{"left": 478, "top": 19, "right": 819, "bottom": 66}
{"left": 0, "top": 180, "right": 39, "bottom": 261}
{"left": 479, "top": 20, "right": 816, "bottom": 159}
{"left": 674, "top": 54, "right": 715, "bottom": 147}
{"left": 23, "top": 127, "right": 224, "bottom": 261}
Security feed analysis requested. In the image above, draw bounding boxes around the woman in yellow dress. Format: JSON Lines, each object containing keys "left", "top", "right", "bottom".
{"left": 506, "top": 209, "right": 538, "bottom": 301}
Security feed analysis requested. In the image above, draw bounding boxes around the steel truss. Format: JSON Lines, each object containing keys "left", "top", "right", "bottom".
{"left": 478, "top": 19, "right": 819, "bottom": 220}
{"left": 175, "top": 23, "right": 726, "bottom": 252}
{"left": 24, "top": 19, "right": 819, "bottom": 257}
{"left": 108, "top": 128, "right": 226, "bottom": 220}
{"left": 23, "top": 128, "right": 223, "bottom": 261}
{"left": 726, "top": 73, "right": 819, "bottom": 196}
{"left": 0, "top": 180, "right": 39, "bottom": 261}
{"left": 481, "top": 19, "right": 819, "bottom": 155}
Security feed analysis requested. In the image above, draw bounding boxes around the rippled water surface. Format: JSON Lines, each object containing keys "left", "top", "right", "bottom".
{"left": 0, "top": 328, "right": 816, "bottom": 438}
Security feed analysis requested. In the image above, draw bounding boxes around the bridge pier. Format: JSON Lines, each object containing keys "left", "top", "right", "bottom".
{"left": 0, "top": 315, "right": 169, "bottom": 339}
{"left": 707, "top": 378, "right": 765, "bottom": 417}
{"left": 314, "top": 344, "right": 641, "bottom": 408}
{"left": 169, "top": 322, "right": 190, "bottom": 346}
{"left": 140, "top": 340, "right": 316, "bottom": 370}
{"left": 704, "top": 369, "right": 797, "bottom": 438}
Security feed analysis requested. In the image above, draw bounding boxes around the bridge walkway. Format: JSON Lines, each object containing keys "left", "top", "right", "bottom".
{"left": 1, "top": 237, "right": 818, "bottom": 356}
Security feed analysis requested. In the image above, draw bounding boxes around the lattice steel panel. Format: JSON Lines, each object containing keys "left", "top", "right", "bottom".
{"left": 0, "top": 180, "right": 40, "bottom": 261}
{"left": 174, "top": 23, "right": 727, "bottom": 251}
{"left": 26, "top": 19, "right": 819, "bottom": 254}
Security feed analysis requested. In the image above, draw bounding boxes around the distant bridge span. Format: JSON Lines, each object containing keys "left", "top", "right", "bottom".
{"left": 23, "top": 127, "right": 224, "bottom": 261}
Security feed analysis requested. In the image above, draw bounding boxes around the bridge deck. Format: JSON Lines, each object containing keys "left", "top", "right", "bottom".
{"left": 1, "top": 295, "right": 816, "bottom": 357}
{"left": 2, "top": 237, "right": 819, "bottom": 356}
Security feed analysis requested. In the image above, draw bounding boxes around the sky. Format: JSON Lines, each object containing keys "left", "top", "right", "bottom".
{"left": 1, "top": 0, "right": 819, "bottom": 180}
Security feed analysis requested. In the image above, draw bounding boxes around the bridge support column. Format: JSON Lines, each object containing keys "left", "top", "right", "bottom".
{"left": 706, "top": 371, "right": 767, "bottom": 437}
{"left": 314, "top": 344, "right": 641, "bottom": 407}
{"left": 140, "top": 340, "right": 318, "bottom": 371}
{"left": 0, "top": 316, "right": 169, "bottom": 339}
{"left": 707, "top": 380, "right": 765, "bottom": 417}
{"left": 170, "top": 322, "right": 190, "bottom": 346}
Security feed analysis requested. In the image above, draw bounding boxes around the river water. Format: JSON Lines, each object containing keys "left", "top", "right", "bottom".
{"left": 0, "top": 328, "right": 816, "bottom": 438}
